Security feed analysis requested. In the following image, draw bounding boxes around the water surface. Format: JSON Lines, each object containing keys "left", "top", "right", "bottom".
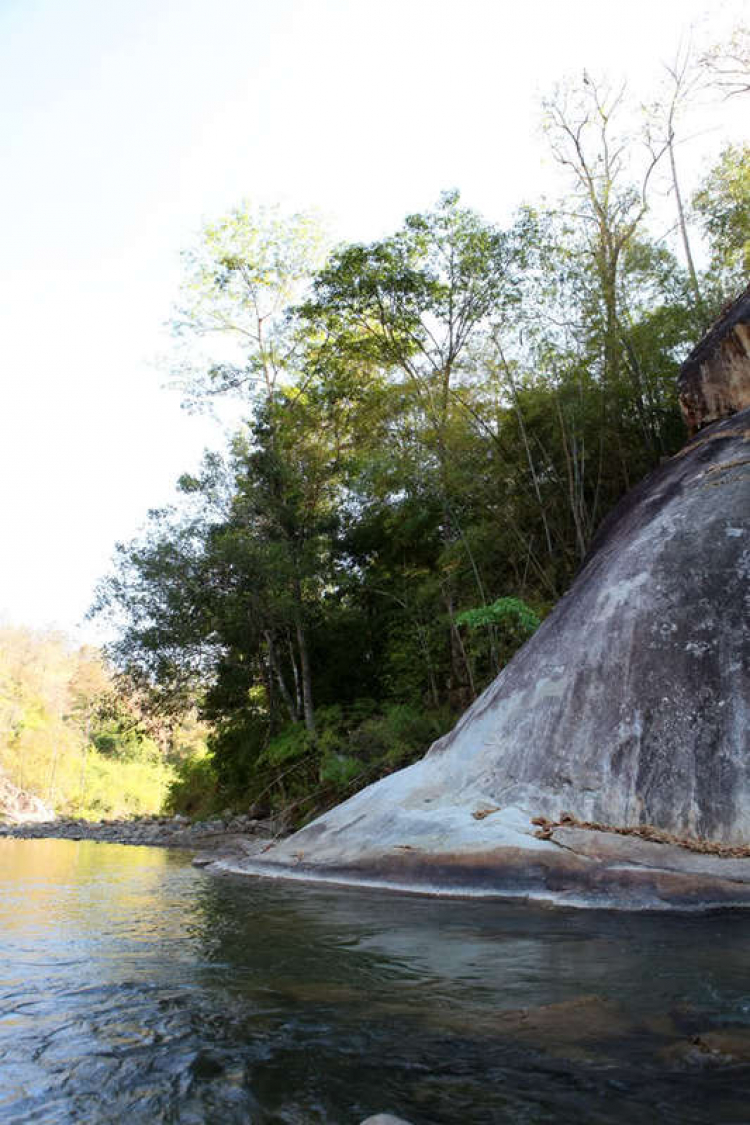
{"left": 2, "top": 838, "right": 750, "bottom": 1123}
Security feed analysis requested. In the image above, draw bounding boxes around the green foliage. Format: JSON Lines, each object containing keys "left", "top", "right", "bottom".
{"left": 164, "top": 749, "right": 220, "bottom": 819}
{"left": 693, "top": 144, "right": 750, "bottom": 295}
{"left": 456, "top": 597, "right": 541, "bottom": 634}
{"left": 347, "top": 705, "right": 451, "bottom": 770}
{"left": 68, "top": 752, "right": 174, "bottom": 820}
{"left": 0, "top": 627, "right": 176, "bottom": 818}
{"left": 319, "top": 753, "right": 361, "bottom": 789}
{"left": 258, "top": 723, "right": 314, "bottom": 767}
{"left": 92, "top": 719, "right": 160, "bottom": 763}
{"left": 172, "top": 201, "right": 328, "bottom": 407}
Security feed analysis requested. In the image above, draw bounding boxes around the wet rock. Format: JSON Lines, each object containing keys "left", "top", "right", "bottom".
{"left": 0, "top": 812, "right": 290, "bottom": 863}
{"left": 360, "top": 1116, "right": 414, "bottom": 1125}
{"left": 658, "top": 1030, "right": 750, "bottom": 1070}
{"left": 189, "top": 1050, "right": 225, "bottom": 1079}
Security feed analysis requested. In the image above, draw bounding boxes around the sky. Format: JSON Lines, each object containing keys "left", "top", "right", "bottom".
{"left": 1, "top": 0, "right": 747, "bottom": 644}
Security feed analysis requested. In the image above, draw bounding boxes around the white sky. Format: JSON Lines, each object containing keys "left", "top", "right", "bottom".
{"left": 1, "top": 0, "right": 747, "bottom": 643}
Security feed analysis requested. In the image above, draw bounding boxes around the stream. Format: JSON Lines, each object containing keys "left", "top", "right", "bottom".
{"left": 2, "top": 838, "right": 750, "bottom": 1123}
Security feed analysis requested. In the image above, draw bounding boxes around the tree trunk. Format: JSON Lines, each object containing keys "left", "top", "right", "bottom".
{"left": 265, "top": 630, "right": 298, "bottom": 721}
{"left": 288, "top": 635, "right": 303, "bottom": 719}
{"left": 668, "top": 136, "right": 705, "bottom": 319}
{"left": 293, "top": 590, "right": 316, "bottom": 734}
{"left": 443, "top": 589, "right": 476, "bottom": 704}
{"left": 416, "top": 622, "right": 441, "bottom": 710}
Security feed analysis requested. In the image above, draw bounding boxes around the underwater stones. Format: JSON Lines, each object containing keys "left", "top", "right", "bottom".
{"left": 360, "top": 1116, "right": 414, "bottom": 1125}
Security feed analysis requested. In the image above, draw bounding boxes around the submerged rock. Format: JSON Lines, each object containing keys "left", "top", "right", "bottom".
{"left": 219, "top": 306, "right": 750, "bottom": 910}
{"left": 360, "top": 1117, "right": 414, "bottom": 1125}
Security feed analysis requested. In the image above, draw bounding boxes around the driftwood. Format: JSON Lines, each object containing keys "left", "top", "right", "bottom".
{"left": 532, "top": 814, "right": 750, "bottom": 858}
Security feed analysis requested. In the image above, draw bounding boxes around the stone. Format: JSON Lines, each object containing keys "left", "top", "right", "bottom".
{"left": 679, "top": 282, "right": 750, "bottom": 434}
{"left": 360, "top": 1116, "right": 414, "bottom": 1125}
{"left": 0, "top": 772, "right": 53, "bottom": 824}
{"left": 221, "top": 304, "right": 750, "bottom": 910}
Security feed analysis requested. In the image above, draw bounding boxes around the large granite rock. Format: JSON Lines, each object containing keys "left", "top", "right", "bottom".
{"left": 679, "top": 282, "right": 750, "bottom": 434}
{"left": 217, "top": 300, "right": 750, "bottom": 909}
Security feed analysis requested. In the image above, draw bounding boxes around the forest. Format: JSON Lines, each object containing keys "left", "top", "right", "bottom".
{"left": 0, "top": 625, "right": 204, "bottom": 817}
{"left": 6, "top": 58, "right": 749, "bottom": 826}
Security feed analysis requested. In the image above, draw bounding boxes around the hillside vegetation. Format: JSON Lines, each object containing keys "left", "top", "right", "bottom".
{"left": 0, "top": 626, "right": 204, "bottom": 819}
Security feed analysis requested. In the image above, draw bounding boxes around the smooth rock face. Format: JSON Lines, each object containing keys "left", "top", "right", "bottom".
{"left": 418, "top": 409, "right": 750, "bottom": 844}
{"left": 222, "top": 409, "right": 750, "bottom": 909}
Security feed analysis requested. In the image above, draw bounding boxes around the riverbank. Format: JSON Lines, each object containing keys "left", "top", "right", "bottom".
{"left": 0, "top": 811, "right": 287, "bottom": 861}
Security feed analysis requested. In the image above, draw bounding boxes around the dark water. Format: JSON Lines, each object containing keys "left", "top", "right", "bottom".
{"left": 2, "top": 842, "right": 750, "bottom": 1124}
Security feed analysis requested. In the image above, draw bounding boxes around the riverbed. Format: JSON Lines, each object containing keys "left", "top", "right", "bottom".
{"left": 2, "top": 838, "right": 750, "bottom": 1123}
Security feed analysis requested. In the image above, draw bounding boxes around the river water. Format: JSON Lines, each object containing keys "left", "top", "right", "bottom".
{"left": 2, "top": 840, "right": 750, "bottom": 1124}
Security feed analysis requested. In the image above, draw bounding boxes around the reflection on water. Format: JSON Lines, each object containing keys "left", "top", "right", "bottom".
{"left": 2, "top": 839, "right": 750, "bottom": 1123}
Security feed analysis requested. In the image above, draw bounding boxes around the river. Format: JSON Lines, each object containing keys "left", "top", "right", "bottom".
{"left": 2, "top": 838, "right": 750, "bottom": 1123}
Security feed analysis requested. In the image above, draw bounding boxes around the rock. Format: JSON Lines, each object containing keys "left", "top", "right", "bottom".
{"left": 0, "top": 772, "right": 53, "bottom": 824}
{"left": 679, "top": 282, "right": 750, "bottom": 435}
{"left": 360, "top": 1116, "right": 414, "bottom": 1125}
{"left": 222, "top": 303, "right": 750, "bottom": 910}
{"left": 657, "top": 1029, "right": 750, "bottom": 1070}
{"left": 189, "top": 1050, "right": 225, "bottom": 1079}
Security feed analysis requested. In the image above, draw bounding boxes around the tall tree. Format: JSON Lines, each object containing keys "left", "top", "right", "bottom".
{"left": 693, "top": 144, "right": 750, "bottom": 297}
{"left": 543, "top": 76, "right": 666, "bottom": 393}
{"left": 171, "top": 202, "right": 327, "bottom": 410}
{"left": 700, "top": 23, "right": 750, "bottom": 99}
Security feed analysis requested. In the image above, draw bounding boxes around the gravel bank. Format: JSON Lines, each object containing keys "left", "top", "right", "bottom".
{"left": 0, "top": 812, "right": 288, "bottom": 862}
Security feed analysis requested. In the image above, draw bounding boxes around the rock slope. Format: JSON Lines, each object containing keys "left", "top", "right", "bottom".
{"left": 218, "top": 294, "right": 750, "bottom": 909}
{"left": 217, "top": 408, "right": 750, "bottom": 908}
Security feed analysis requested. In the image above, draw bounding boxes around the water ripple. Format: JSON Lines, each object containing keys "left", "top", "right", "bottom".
{"left": 3, "top": 839, "right": 750, "bottom": 1122}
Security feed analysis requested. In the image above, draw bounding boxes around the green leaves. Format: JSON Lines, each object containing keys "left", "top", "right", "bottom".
{"left": 693, "top": 144, "right": 750, "bottom": 296}
{"left": 456, "top": 596, "right": 541, "bottom": 636}
{"left": 300, "top": 191, "right": 519, "bottom": 422}
{"left": 170, "top": 201, "right": 328, "bottom": 409}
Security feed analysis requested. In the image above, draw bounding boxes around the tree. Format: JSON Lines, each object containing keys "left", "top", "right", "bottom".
{"left": 693, "top": 144, "right": 750, "bottom": 296}
{"left": 302, "top": 191, "right": 518, "bottom": 431}
{"left": 0, "top": 627, "right": 175, "bottom": 816}
{"left": 642, "top": 45, "right": 709, "bottom": 317}
{"left": 700, "top": 24, "right": 750, "bottom": 99}
{"left": 543, "top": 76, "right": 666, "bottom": 393}
{"left": 171, "top": 202, "right": 327, "bottom": 409}
{"left": 92, "top": 164, "right": 723, "bottom": 821}
{"left": 299, "top": 192, "right": 523, "bottom": 699}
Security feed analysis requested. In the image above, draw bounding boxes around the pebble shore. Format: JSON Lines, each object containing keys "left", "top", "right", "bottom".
{"left": 0, "top": 812, "right": 287, "bottom": 858}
